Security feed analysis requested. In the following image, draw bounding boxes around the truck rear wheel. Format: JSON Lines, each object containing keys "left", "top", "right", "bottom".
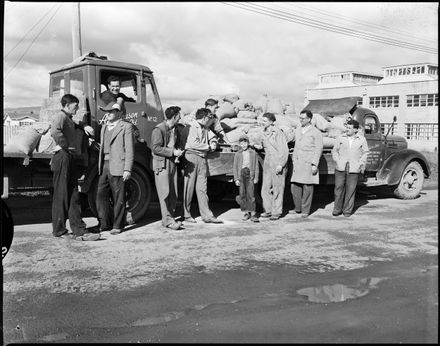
{"left": 87, "top": 164, "right": 152, "bottom": 223}
{"left": 392, "top": 161, "right": 424, "bottom": 199}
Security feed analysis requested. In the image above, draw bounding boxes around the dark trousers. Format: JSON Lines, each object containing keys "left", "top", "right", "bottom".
{"left": 51, "top": 150, "right": 85, "bottom": 237}
{"left": 334, "top": 168, "right": 359, "bottom": 215}
{"left": 291, "top": 182, "right": 314, "bottom": 215}
{"left": 97, "top": 160, "right": 126, "bottom": 230}
{"left": 237, "top": 167, "right": 256, "bottom": 213}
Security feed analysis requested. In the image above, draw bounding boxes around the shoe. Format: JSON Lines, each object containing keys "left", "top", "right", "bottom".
{"left": 110, "top": 229, "right": 122, "bottom": 235}
{"left": 343, "top": 213, "right": 352, "bottom": 217}
{"left": 184, "top": 216, "right": 197, "bottom": 223}
{"left": 250, "top": 216, "right": 259, "bottom": 223}
{"left": 301, "top": 213, "right": 309, "bottom": 218}
{"left": 75, "top": 232, "right": 100, "bottom": 241}
{"left": 290, "top": 210, "right": 301, "bottom": 214}
{"left": 203, "top": 217, "right": 224, "bottom": 224}
{"left": 56, "top": 233, "right": 73, "bottom": 239}
{"left": 87, "top": 225, "right": 104, "bottom": 233}
{"left": 242, "top": 212, "right": 251, "bottom": 221}
{"left": 260, "top": 212, "right": 272, "bottom": 218}
{"left": 167, "top": 221, "right": 182, "bottom": 230}
{"left": 332, "top": 211, "right": 342, "bottom": 217}
{"left": 270, "top": 215, "right": 280, "bottom": 221}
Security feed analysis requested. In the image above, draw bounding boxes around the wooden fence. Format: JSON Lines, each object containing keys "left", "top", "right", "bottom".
{"left": 3, "top": 125, "right": 23, "bottom": 146}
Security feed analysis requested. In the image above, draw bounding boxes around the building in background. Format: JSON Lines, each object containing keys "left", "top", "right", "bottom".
{"left": 305, "top": 63, "right": 438, "bottom": 152}
{"left": 3, "top": 110, "right": 39, "bottom": 146}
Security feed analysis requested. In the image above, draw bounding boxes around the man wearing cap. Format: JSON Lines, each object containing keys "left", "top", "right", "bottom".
{"left": 233, "top": 134, "right": 260, "bottom": 222}
{"left": 254, "top": 112, "right": 289, "bottom": 221}
{"left": 50, "top": 93, "right": 100, "bottom": 241}
{"left": 96, "top": 102, "right": 135, "bottom": 234}
{"left": 204, "top": 98, "right": 229, "bottom": 143}
{"left": 183, "top": 108, "right": 223, "bottom": 224}
{"left": 151, "top": 106, "right": 184, "bottom": 230}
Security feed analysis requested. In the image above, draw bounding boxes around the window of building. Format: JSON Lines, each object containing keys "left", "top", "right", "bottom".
{"left": 380, "top": 123, "right": 396, "bottom": 135}
{"left": 405, "top": 123, "right": 438, "bottom": 140}
{"left": 369, "top": 96, "right": 399, "bottom": 108}
{"left": 356, "top": 99, "right": 363, "bottom": 106}
{"left": 407, "top": 94, "right": 438, "bottom": 107}
{"left": 19, "top": 121, "right": 33, "bottom": 126}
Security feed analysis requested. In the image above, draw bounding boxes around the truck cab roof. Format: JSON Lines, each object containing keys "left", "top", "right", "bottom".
{"left": 49, "top": 51, "right": 153, "bottom": 74}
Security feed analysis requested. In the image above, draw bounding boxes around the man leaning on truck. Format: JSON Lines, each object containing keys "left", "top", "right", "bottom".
{"left": 50, "top": 94, "right": 100, "bottom": 241}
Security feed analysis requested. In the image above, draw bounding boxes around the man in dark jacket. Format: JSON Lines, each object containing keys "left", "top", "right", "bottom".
{"left": 151, "top": 106, "right": 184, "bottom": 230}
{"left": 50, "top": 94, "right": 100, "bottom": 241}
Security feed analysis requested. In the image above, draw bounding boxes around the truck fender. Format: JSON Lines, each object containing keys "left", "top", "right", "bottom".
{"left": 376, "top": 149, "right": 431, "bottom": 186}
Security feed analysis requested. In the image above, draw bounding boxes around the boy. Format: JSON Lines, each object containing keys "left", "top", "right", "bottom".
{"left": 233, "top": 134, "right": 260, "bottom": 222}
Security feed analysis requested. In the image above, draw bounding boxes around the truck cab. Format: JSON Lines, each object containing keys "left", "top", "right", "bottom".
{"left": 39, "top": 53, "right": 166, "bottom": 221}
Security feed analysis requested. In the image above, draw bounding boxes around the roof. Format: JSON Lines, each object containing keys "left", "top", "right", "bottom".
{"left": 4, "top": 113, "right": 39, "bottom": 121}
{"left": 383, "top": 62, "right": 438, "bottom": 69}
{"left": 318, "top": 71, "right": 382, "bottom": 78}
{"left": 302, "top": 97, "right": 361, "bottom": 116}
{"left": 50, "top": 51, "right": 153, "bottom": 74}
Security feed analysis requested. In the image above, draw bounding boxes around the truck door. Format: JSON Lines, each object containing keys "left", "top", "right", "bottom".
{"left": 135, "top": 73, "right": 164, "bottom": 147}
{"left": 363, "top": 114, "right": 384, "bottom": 171}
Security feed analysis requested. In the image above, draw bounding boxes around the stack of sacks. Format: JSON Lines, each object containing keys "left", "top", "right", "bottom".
{"left": 4, "top": 122, "right": 51, "bottom": 156}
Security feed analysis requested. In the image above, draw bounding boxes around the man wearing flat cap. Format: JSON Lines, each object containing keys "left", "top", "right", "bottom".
{"left": 96, "top": 102, "right": 135, "bottom": 235}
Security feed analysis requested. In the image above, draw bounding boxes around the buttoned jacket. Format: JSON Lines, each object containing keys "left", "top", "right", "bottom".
{"left": 291, "top": 125, "right": 323, "bottom": 184}
{"left": 98, "top": 120, "right": 134, "bottom": 176}
{"left": 151, "top": 121, "right": 175, "bottom": 172}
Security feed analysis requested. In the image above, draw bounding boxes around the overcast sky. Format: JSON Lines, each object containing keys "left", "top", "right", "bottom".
{"left": 3, "top": 2, "right": 438, "bottom": 112}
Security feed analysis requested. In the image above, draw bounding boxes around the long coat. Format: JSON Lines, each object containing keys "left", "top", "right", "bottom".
{"left": 291, "top": 125, "right": 323, "bottom": 184}
{"left": 98, "top": 120, "right": 135, "bottom": 176}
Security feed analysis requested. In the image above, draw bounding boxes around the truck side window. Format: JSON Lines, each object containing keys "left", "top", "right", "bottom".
{"left": 50, "top": 74, "right": 65, "bottom": 97}
{"left": 69, "top": 69, "right": 85, "bottom": 98}
{"left": 99, "top": 71, "right": 138, "bottom": 103}
{"left": 364, "top": 115, "right": 379, "bottom": 134}
{"left": 144, "top": 76, "right": 161, "bottom": 111}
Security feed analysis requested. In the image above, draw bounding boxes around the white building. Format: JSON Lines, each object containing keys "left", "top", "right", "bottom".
{"left": 305, "top": 63, "right": 438, "bottom": 152}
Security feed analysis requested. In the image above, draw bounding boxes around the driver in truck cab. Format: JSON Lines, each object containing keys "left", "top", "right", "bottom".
{"left": 100, "top": 75, "right": 135, "bottom": 115}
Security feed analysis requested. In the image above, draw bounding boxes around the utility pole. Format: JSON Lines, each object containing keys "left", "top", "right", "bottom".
{"left": 72, "top": 2, "right": 82, "bottom": 60}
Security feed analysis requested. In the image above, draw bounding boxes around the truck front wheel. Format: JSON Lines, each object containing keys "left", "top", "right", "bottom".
{"left": 392, "top": 161, "right": 424, "bottom": 199}
{"left": 87, "top": 164, "right": 153, "bottom": 223}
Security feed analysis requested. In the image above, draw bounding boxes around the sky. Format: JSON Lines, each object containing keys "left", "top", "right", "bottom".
{"left": 3, "top": 2, "right": 438, "bottom": 113}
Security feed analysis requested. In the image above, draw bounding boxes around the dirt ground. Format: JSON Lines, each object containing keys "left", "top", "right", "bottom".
{"left": 2, "top": 183, "right": 438, "bottom": 343}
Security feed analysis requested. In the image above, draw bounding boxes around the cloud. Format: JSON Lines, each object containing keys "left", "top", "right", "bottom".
{"left": 3, "top": 2, "right": 438, "bottom": 110}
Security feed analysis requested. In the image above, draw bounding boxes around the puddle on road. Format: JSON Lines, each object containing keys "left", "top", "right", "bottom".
{"left": 131, "top": 277, "right": 389, "bottom": 327}
{"left": 296, "top": 277, "right": 388, "bottom": 303}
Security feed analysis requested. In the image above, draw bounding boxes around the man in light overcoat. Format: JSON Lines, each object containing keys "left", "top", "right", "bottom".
{"left": 290, "top": 110, "right": 323, "bottom": 218}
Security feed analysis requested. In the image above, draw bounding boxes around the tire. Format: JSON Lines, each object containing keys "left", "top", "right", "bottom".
{"left": 392, "top": 161, "right": 424, "bottom": 199}
{"left": 87, "top": 164, "right": 153, "bottom": 223}
{"left": 207, "top": 180, "right": 228, "bottom": 202}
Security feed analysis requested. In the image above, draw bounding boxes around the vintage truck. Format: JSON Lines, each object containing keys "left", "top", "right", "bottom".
{"left": 2, "top": 53, "right": 431, "bottom": 224}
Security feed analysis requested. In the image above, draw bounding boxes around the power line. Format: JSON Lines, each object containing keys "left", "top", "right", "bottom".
{"left": 240, "top": 2, "right": 437, "bottom": 53}
{"left": 285, "top": 2, "right": 437, "bottom": 46}
{"left": 5, "top": 4, "right": 59, "bottom": 58}
{"left": 221, "top": 2, "right": 437, "bottom": 54}
{"left": 4, "top": 3, "right": 63, "bottom": 81}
